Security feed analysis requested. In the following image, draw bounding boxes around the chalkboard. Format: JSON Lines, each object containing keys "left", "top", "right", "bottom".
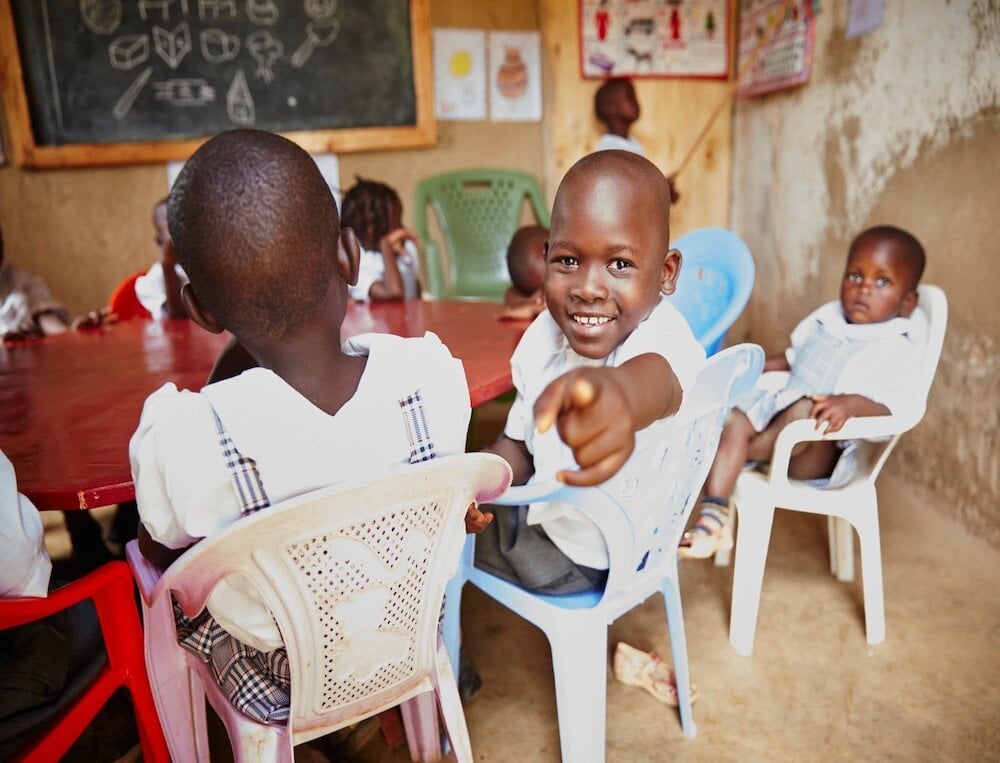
{"left": 0, "top": 0, "right": 435, "bottom": 167}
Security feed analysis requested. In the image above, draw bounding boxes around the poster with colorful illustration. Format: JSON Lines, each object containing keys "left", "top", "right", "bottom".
{"left": 734, "top": 0, "right": 815, "bottom": 98}
{"left": 489, "top": 31, "right": 542, "bottom": 122}
{"left": 579, "top": 0, "right": 730, "bottom": 79}
{"left": 433, "top": 28, "right": 487, "bottom": 121}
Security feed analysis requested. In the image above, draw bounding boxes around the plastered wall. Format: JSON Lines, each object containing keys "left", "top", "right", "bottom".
{"left": 729, "top": 0, "right": 1000, "bottom": 544}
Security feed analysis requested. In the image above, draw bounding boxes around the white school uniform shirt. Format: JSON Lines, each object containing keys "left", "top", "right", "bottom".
{"left": 503, "top": 297, "right": 705, "bottom": 569}
{"left": 596, "top": 133, "right": 646, "bottom": 156}
{"left": 134, "top": 262, "right": 190, "bottom": 318}
{"left": 0, "top": 450, "right": 51, "bottom": 598}
{"left": 349, "top": 241, "right": 421, "bottom": 302}
{"left": 785, "top": 301, "right": 922, "bottom": 422}
{"left": 130, "top": 332, "right": 470, "bottom": 651}
{"left": 0, "top": 264, "right": 66, "bottom": 337}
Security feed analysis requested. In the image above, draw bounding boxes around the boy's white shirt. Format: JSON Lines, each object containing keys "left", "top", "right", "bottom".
{"left": 130, "top": 332, "right": 470, "bottom": 651}
{"left": 349, "top": 241, "right": 420, "bottom": 302}
{"left": 135, "top": 261, "right": 190, "bottom": 318}
{"left": 503, "top": 297, "right": 705, "bottom": 569}
{"left": 786, "top": 301, "right": 922, "bottom": 422}
{"left": 0, "top": 450, "right": 51, "bottom": 598}
{"left": 596, "top": 133, "right": 646, "bottom": 156}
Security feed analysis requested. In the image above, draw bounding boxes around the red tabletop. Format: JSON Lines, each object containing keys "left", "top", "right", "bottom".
{"left": 0, "top": 300, "right": 525, "bottom": 510}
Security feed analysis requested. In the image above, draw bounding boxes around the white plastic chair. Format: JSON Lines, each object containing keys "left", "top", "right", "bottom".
{"left": 728, "top": 285, "right": 947, "bottom": 655}
{"left": 125, "top": 453, "right": 512, "bottom": 762}
{"left": 443, "top": 345, "right": 764, "bottom": 760}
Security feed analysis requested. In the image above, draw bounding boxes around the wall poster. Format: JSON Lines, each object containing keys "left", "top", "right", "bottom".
{"left": 734, "top": 0, "right": 816, "bottom": 98}
{"left": 579, "top": 0, "right": 730, "bottom": 79}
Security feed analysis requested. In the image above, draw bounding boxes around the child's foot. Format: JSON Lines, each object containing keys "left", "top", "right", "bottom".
{"left": 678, "top": 498, "right": 733, "bottom": 560}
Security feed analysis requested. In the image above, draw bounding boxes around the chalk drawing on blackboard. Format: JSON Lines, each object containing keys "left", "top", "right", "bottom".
{"left": 227, "top": 69, "right": 255, "bottom": 125}
{"left": 138, "top": 0, "right": 188, "bottom": 23}
{"left": 80, "top": 0, "right": 122, "bottom": 35}
{"left": 246, "top": 30, "right": 283, "bottom": 83}
{"left": 113, "top": 65, "right": 153, "bottom": 119}
{"left": 109, "top": 35, "right": 150, "bottom": 69}
{"left": 198, "top": 0, "right": 237, "bottom": 22}
{"left": 154, "top": 78, "right": 215, "bottom": 106}
{"left": 153, "top": 23, "right": 192, "bottom": 69}
{"left": 291, "top": 20, "right": 339, "bottom": 69}
{"left": 246, "top": 0, "right": 279, "bottom": 26}
{"left": 304, "top": 0, "right": 338, "bottom": 24}
{"left": 200, "top": 28, "right": 240, "bottom": 63}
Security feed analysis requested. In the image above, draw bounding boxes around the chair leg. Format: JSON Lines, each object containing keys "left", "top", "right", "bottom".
{"left": 827, "top": 515, "right": 839, "bottom": 576}
{"left": 442, "top": 537, "right": 473, "bottom": 677}
{"left": 662, "top": 575, "right": 697, "bottom": 738}
{"left": 833, "top": 517, "right": 855, "bottom": 582}
{"left": 434, "top": 640, "right": 472, "bottom": 763}
{"left": 729, "top": 499, "right": 776, "bottom": 656}
{"left": 400, "top": 692, "right": 444, "bottom": 762}
{"left": 547, "top": 622, "right": 607, "bottom": 763}
{"left": 856, "top": 518, "right": 886, "bottom": 645}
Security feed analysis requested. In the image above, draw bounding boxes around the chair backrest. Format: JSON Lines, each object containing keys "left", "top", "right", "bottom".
{"left": 906, "top": 284, "right": 948, "bottom": 424}
{"left": 154, "top": 454, "right": 510, "bottom": 740}
{"left": 667, "top": 227, "right": 755, "bottom": 355}
{"left": 415, "top": 169, "right": 550, "bottom": 300}
{"left": 108, "top": 271, "right": 152, "bottom": 321}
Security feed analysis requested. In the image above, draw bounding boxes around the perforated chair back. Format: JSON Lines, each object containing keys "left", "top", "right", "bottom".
{"left": 415, "top": 169, "right": 550, "bottom": 300}
{"left": 668, "top": 227, "right": 755, "bottom": 355}
{"left": 108, "top": 271, "right": 152, "bottom": 321}
{"left": 129, "top": 454, "right": 511, "bottom": 761}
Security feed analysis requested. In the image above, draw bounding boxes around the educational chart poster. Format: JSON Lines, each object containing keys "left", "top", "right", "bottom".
{"left": 579, "top": 0, "right": 730, "bottom": 79}
{"left": 433, "top": 28, "right": 487, "bottom": 121}
{"left": 489, "top": 31, "right": 542, "bottom": 122}
{"left": 735, "top": 0, "right": 816, "bottom": 98}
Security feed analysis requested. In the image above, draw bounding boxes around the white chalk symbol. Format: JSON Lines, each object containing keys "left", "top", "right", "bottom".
{"left": 290, "top": 20, "right": 339, "bottom": 68}
{"left": 245, "top": 0, "right": 278, "bottom": 25}
{"left": 227, "top": 69, "right": 255, "bottom": 125}
{"left": 153, "top": 22, "right": 192, "bottom": 69}
{"left": 304, "top": 0, "right": 337, "bottom": 24}
{"left": 198, "top": 0, "right": 237, "bottom": 21}
{"left": 200, "top": 28, "right": 240, "bottom": 63}
{"left": 80, "top": 0, "right": 122, "bottom": 35}
{"left": 138, "top": 0, "right": 189, "bottom": 22}
{"left": 154, "top": 78, "right": 215, "bottom": 105}
{"left": 113, "top": 65, "right": 153, "bottom": 119}
{"left": 108, "top": 34, "right": 149, "bottom": 69}
{"left": 246, "top": 30, "right": 283, "bottom": 83}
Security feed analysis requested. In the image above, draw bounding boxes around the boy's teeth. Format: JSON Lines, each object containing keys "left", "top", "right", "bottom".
{"left": 574, "top": 315, "right": 610, "bottom": 325}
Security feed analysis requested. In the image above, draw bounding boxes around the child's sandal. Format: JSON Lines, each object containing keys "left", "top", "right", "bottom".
{"left": 678, "top": 501, "right": 733, "bottom": 560}
{"left": 612, "top": 642, "right": 698, "bottom": 706}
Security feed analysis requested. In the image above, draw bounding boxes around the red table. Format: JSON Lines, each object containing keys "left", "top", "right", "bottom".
{"left": 0, "top": 300, "right": 525, "bottom": 510}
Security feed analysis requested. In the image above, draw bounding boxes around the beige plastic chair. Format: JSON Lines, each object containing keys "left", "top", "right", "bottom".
{"left": 728, "top": 285, "right": 948, "bottom": 654}
{"left": 126, "top": 453, "right": 511, "bottom": 762}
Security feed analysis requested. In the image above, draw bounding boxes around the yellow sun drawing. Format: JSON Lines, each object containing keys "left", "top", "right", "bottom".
{"left": 449, "top": 50, "right": 472, "bottom": 78}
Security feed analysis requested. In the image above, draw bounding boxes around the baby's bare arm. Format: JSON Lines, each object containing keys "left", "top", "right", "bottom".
{"left": 764, "top": 352, "right": 791, "bottom": 372}
{"left": 809, "top": 394, "right": 890, "bottom": 433}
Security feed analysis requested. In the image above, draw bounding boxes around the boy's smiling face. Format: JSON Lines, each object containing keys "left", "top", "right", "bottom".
{"left": 840, "top": 235, "right": 918, "bottom": 324}
{"left": 545, "top": 161, "right": 679, "bottom": 359}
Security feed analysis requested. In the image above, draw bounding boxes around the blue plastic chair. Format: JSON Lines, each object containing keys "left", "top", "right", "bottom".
{"left": 443, "top": 345, "right": 764, "bottom": 758}
{"left": 667, "top": 227, "right": 755, "bottom": 355}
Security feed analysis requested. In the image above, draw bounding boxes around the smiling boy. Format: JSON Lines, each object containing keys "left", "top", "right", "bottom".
{"left": 474, "top": 150, "right": 705, "bottom": 594}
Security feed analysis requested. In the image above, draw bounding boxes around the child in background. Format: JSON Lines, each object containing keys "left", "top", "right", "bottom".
{"left": 680, "top": 225, "right": 926, "bottom": 559}
{"left": 135, "top": 197, "right": 189, "bottom": 318}
{"left": 472, "top": 150, "right": 705, "bottom": 594}
{"left": 498, "top": 224, "right": 548, "bottom": 321}
{"left": 130, "top": 129, "right": 477, "bottom": 725}
{"left": 340, "top": 177, "right": 421, "bottom": 301}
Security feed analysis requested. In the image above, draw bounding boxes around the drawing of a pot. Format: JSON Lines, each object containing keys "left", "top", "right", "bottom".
{"left": 497, "top": 47, "right": 528, "bottom": 99}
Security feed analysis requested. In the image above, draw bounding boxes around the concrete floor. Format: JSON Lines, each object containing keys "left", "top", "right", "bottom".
{"left": 48, "top": 469, "right": 1000, "bottom": 761}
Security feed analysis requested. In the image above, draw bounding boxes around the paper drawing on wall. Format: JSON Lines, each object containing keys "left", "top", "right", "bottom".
{"left": 245, "top": 0, "right": 279, "bottom": 26}
{"left": 153, "top": 22, "right": 192, "bottom": 69}
{"left": 433, "top": 28, "right": 486, "bottom": 121}
{"left": 108, "top": 35, "right": 149, "bottom": 70}
{"left": 489, "top": 31, "right": 541, "bottom": 122}
{"left": 291, "top": 20, "right": 340, "bottom": 68}
{"left": 80, "top": 0, "right": 122, "bottom": 35}
{"left": 246, "top": 30, "right": 283, "bottom": 83}
{"left": 200, "top": 28, "right": 240, "bottom": 63}
{"left": 198, "top": 0, "right": 237, "bottom": 22}
{"left": 496, "top": 47, "right": 528, "bottom": 99}
{"left": 113, "top": 65, "right": 153, "bottom": 119}
{"left": 138, "top": 0, "right": 188, "bottom": 23}
{"left": 154, "top": 78, "right": 215, "bottom": 106}
{"left": 735, "top": 0, "right": 816, "bottom": 98}
{"left": 227, "top": 68, "right": 255, "bottom": 124}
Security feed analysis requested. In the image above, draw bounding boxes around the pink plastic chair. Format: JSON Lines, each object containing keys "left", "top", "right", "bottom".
{"left": 126, "top": 453, "right": 511, "bottom": 762}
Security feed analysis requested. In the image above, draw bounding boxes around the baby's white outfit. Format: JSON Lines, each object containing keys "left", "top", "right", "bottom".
{"left": 134, "top": 261, "right": 190, "bottom": 317}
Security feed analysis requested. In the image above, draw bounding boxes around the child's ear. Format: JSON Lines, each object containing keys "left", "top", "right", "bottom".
{"left": 181, "top": 283, "right": 224, "bottom": 334}
{"left": 659, "top": 248, "right": 682, "bottom": 296}
{"left": 338, "top": 227, "right": 362, "bottom": 287}
{"left": 899, "top": 289, "right": 919, "bottom": 317}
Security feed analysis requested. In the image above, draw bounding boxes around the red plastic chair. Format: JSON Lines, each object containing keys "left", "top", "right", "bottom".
{"left": 108, "top": 271, "right": 152, "bottom": 321}
{"left": 0, "top": 561, "right": 169, "bottom": 762}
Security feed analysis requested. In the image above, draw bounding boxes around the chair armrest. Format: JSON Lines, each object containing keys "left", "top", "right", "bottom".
{"left": 491, "top": 479, "right": 570, "bottom": 506}
{"left": 0, "top": 561, "right": 133, "bottom": 629}
{"left": 124, "top": 539, "right": 165, "bottom": 604}
{"left": 756, "top": 370, "right": 790, "bottom": 392}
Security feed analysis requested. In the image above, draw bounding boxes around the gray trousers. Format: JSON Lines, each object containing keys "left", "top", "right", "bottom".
{"left": 473, "top": 505, "right": 607, "bottom": 595}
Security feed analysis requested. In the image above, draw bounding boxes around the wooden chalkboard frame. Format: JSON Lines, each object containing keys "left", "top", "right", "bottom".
{"left": 0, "top": 0, "right": 436, "bottom": 168}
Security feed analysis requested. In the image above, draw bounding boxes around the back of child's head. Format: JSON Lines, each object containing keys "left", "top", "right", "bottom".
{"left": 507, "top": 225, "right": 548, "bottom": 297}
{"left": 340, "top": 177, "right": 403, "bottom": 251}
{"left": 168, "top": 129, "right": 341, "bottom": 343}
{"left": 594, "top": 77, "right": 639, "bottom": 127}
{"left": 850, "top": 225, "right": 926, "bottom": 291}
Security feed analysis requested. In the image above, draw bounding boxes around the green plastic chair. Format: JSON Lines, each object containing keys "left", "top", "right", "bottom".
{"left": 415, "top": 169, "right": 551, "bottom": 301}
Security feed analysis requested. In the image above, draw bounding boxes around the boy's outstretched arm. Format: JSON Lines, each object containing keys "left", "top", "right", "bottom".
{"left": 535, "top": 353, "right": 681, "bottom": 486}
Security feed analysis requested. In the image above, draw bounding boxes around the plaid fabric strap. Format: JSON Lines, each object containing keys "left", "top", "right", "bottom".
{"left": 210, "top": 405, "right": 270, "bottom": 515}
{"left": 399, "top": 389, "right": 437, "bottom": 464}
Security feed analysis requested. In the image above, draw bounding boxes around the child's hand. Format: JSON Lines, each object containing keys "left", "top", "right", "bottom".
{"left": 809, "top": 394, "right": 869, "bottom": 433}
{"left": 71, "top": 307, "right": 118, "bottom": 330}
{"left": 380, "top": 227, "right": 418, "bottom": 257}
{"left": 496, "top": 302, "right": 544, "bottom": 321}
{"left": 534, "top": 368, "right": 635, "bottom": 486}
{"left": 465, "top": 503, "right": 494, "bottom": 534}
